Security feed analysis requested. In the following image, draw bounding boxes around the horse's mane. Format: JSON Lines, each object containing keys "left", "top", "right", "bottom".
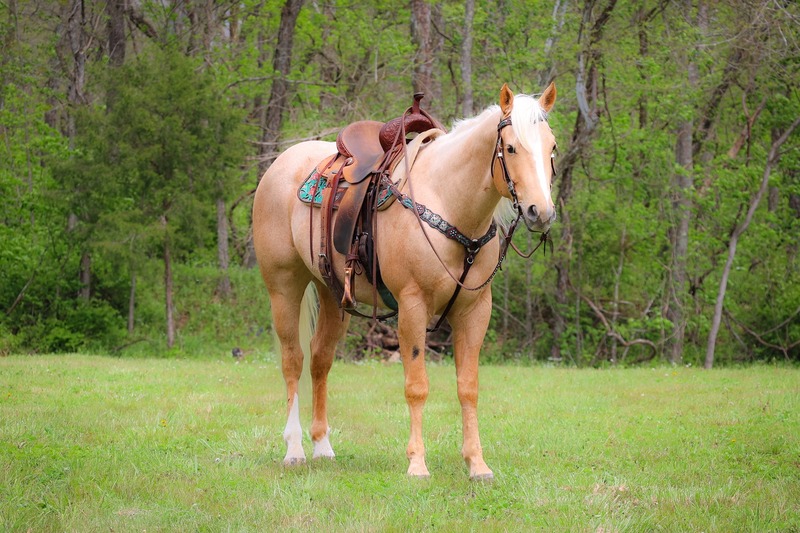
{"left": 508, "top": 94, "right": 549, "bottom": 152}
{"left": 449, "top": 94, "right": 548, "bottom": 141}
{"left": 449, "top": 105, "right": 501, "bottom": 133}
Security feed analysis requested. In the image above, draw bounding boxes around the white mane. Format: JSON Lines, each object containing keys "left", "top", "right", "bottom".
{"left": 449, "top": 105, "right": 500, "bottom": 133}
{"left": 508, "top": 94, "right": 549, "bottom": 152}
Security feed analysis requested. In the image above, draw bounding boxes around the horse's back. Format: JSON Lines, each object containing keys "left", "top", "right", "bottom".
{"left": 253, "top": 141, "right": 335, "bottom": 282}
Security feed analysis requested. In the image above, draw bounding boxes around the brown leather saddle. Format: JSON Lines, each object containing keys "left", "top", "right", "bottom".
{"left": 308, "top": 93, "right": 445, "bottom": 317}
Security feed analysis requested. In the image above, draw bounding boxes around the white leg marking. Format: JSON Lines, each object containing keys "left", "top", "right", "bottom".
{"left": 312, "top": 428, "right": 335, "bottom": 459}
{"left": 283, "top": 392, "right": 306, "bottom": 465}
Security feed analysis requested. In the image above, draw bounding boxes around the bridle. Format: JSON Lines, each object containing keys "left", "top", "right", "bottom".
{"left": 492, "top": 115, "right": 555, "bottom": 258}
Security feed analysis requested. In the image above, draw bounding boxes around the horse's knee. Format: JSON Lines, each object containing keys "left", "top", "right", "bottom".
{"left": 404, "top": 378, "right": 429, "bottom": 405}
{"left": 457, "top": 376, "right": 478, "bottom": 406}
{"left": 310, "top": 353, "right": 333, "bottom": 380}
{"left": 310, "top": 419, "right": 329, "bottom": 442}
{"left": 281, "top": 351, "right": 304, "bottom": 382}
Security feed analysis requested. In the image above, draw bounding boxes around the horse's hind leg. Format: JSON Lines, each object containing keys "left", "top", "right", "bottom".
{"left": 309, "top": 281, "right": 350, "bottom": 459}
{"left": 269, "top": 278, "right": 312, "bottom": 465}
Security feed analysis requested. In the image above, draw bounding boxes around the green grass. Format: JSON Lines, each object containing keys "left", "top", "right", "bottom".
{"left": 1, "top": 355, "right": 798, "bottom": 531}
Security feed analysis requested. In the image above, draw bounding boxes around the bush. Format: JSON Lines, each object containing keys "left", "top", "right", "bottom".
{"left": 17, "top": 300, "right": 126, "bottom": 353}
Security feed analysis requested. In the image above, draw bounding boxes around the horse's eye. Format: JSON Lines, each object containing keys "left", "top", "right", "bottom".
{"left": 506, "top": 145, "right": 516, "bottom": 154}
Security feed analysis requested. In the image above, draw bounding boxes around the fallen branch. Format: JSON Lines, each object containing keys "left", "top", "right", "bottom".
{"left": 111, "top": 338, "right": 149, "bottom": 355}
{"left": 568, "top": 281, "right": 657, "bottom": 360}
{"left": 724, "top": 309, "right": 800, "bottom": 361}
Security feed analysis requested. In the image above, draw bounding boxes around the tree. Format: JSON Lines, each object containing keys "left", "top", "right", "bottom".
{"left": 410, "top": 0, "right": 443, "bottom": 108}
{"left": 549, "top": 0, "right": 617, "bottom": 362}
{"left": 243, "top": 0, "right": 305, "bottom": 267}
{"left": 76, "top": 46, "right": 248, "bottom": 348}
{"left": 705, "top": 116, "right": 800, "bottom": 368}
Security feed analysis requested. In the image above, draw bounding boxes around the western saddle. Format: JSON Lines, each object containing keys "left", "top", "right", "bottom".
{"left": 307, "top": 93, "right": 445, "bottom": 318}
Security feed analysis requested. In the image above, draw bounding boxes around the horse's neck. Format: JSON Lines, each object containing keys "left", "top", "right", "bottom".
{"left": 416, "top": 109, "right": 502, "bottom": 236}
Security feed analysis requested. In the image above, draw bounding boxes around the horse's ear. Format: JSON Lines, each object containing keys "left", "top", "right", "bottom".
{"left": 539, "top": 82, "right": 557, "bottom": 112}
{"left": 500, "top": 83, "right": 514, "bottom": 116}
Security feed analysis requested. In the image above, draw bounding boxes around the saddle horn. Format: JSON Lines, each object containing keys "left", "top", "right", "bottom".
{"left": 379, "top": 93, "right": 445, "bottom": 152}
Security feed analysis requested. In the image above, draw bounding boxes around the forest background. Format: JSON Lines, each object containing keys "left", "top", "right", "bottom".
{"left": 1, "top": 0, "right": 798, "bottom": 368}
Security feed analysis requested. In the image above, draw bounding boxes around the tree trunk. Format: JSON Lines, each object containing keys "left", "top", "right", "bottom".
{"left": 667, "top": 116, "right": 693, "bottom": 364}
{"left": 610, "top": 227, "right": 626, "bottom": 364}
{"left": 666, "top": 0, "right": 703, "bottom": 365}
{"left": 107, "top": 0, "right": 126, "bottom": 67}
{"left": 246, "top": 0, "right": 304, "bottom": 268}
{"left": 163, "top": 219, "right": 176, "bottom": 349}
{"left": 525, "top": 232, "right": 534, "bottom": 351}
{"left": 502, "top": 267, "right": 509, "bottom": 340}
{"left": 705, "top": 117, "right": 800, "bottom": 368}
{"left": 460, "top": 0, "right": 475, "bottom": 116}
{"left": 65, "top": 0, "right": 92, "bottom": 300}
{"left": 216, "top": 196, "right": 232, "bottom": 298}
{"left": 548, "top": 0, "right": 615, "bottom": 362}
{"left": 79, "top": 252, "right": 91, "bottom": 301}
{"left": 128, "top": 271, "right": 136, "bottom": 334}
{"left": 262, "top": 0, "right": 304, "bottom": 166}
{"left": 65, "top": 0, "right": 87, "bottom": 143}
{"left": 411, "top": 0, "right": 442, "bottom": 105}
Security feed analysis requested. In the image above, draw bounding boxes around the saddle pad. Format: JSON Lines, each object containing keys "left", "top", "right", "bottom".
{"left": 297, "top": 170, "right": 346, "bottom": 207}
{"left": 298, "top": 167, "right": 393, "bottom": 210}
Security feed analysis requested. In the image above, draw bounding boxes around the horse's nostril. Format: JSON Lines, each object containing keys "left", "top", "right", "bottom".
{"left": 527, "top": 204, "right": 539, "bottom": 221}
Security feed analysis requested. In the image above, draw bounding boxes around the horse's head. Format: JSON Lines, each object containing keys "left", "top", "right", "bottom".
{"left": 492, "top": 83, "right": 557, "bottom": 232}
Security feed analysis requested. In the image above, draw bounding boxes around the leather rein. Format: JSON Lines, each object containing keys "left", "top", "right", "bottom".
{"left": 393, "top": 114, "right": 551, "bottom": 332}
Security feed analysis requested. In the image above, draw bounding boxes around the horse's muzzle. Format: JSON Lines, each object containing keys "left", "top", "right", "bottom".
{"left": 523, "top": 204, "right": 556, "bottom": 232}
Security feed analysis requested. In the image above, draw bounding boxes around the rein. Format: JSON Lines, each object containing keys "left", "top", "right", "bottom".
{"left": 392, "top": 115, "right": 550, "bottom": 331}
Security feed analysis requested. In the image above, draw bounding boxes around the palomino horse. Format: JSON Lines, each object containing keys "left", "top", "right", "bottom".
{"left": 253, "top": 83, "right": 557, "bottom": 480}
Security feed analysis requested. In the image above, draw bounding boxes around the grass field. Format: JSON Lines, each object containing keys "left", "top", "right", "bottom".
{"left": 1, "top": 354, "right": 798, "bottom": 531}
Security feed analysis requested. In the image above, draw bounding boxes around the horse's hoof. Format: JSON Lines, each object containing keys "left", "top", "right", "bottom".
{"left": 470, "top": 472, "right": 494, "bottom": 482}
{"left": 283, "top": 457, "right": 306, "bottom": 467}
{"left": 312, "top": 453, "right": 335, "bottom": 460}
{"left": 312, "top": 435, "right": 335, "bottom": 459}
{"left": 407, "top": 462, "right": 431, "bottom": 478}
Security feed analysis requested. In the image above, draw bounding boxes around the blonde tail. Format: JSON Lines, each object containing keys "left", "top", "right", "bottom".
{"left": 298, "top": 283, "right": 319, "bottom": 421}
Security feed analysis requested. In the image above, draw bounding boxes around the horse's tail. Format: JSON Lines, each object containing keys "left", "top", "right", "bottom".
{"left": 298, "top": 282, "right": 319, "bottom": 407}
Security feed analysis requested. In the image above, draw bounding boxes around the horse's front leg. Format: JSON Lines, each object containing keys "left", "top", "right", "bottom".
{"left": 449, "top": 290, "right": 494, "bottom": 480}
{"left": 398, "top": 295, "right": 432, "bottom": 477}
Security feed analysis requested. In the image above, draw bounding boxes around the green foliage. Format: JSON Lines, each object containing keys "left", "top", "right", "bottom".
{"left": 1, "top": 0, "right": 798, "bottom": 364}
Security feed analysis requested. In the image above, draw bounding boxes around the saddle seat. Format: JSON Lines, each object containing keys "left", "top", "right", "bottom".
{"left": 336, "top": 120, "right": 386, "bottom": 185}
